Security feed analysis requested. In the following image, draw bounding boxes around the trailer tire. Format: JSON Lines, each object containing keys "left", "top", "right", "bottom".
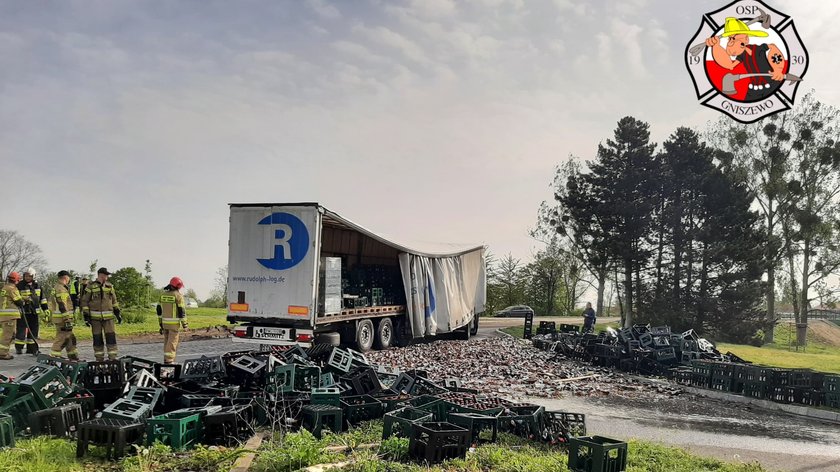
{"left": 456, "top": 323, "right": 471, "bottom": 341}
{"left": 375, "top": 318, "right": 394, "bottom": 350}
{"left": 470, "top": 314, "right": 480, "bottom": 336}
{"left": 316, "top": 332, "right": 341, "bottom": 346}
{"left": 356, "top": 319, "right": 375, "bottom": 352}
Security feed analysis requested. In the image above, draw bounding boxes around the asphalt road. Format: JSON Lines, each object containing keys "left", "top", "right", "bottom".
{"left": 1, "top": 316, "right": 837, "bottom": 471}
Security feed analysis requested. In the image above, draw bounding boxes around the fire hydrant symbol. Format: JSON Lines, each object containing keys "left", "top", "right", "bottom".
{"left": 684, "top": 0, "right": 809, "bottom": 124}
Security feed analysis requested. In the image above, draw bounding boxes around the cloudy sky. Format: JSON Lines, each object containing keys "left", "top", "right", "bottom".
{"left": 2, "top": 0, "right": 838, "bottom": 298}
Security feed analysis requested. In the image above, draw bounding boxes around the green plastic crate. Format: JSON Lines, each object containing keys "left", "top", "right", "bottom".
{"left": 0, "top": 413, "right": 14, "bottom": 448}
{"left": 382, "top": 407, "right": 433, "bottom": 439}
{"left": 311, "top": 387, "right": 341, "bottom": 407}
{"left": 146, "top": 411, "right": 202, "bottom": 450}
{"left": 266, "top": 365, "right": 295, "bottom": 394}
{"left": 0, "top": 393, "right": 40, "bottom": 432}
{"left": 17, "top": 365, "right": 73, "bottom": 409}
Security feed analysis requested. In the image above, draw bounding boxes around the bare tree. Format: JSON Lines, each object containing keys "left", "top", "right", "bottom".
{"left": 0, "top": 230, "right": 47, "bottom": 277}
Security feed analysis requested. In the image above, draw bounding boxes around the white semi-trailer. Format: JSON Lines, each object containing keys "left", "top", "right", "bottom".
{"left": 226, "top": 203, "right": 485, "bottom": 351}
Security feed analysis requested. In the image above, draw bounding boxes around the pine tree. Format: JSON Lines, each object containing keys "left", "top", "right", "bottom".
{"left": 585, "top": 117, "right": 657, "bottom": 327}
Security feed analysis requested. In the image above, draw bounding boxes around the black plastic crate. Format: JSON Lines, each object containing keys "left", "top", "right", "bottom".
{"left": 340, "top": 394, "right": 384, "bottom": 425}
{"left": 82, "top": 360, "right": 127, "bottom": 391}
{"left": 408, "top": 422, "right": 470, "bottom": 463}
{"left": 203, "top": 405, "right": 255, "bottom": 446}
{"left": 339, "top": 367, "right": 382, "bottom": 396}
{"left": 181, "top": 355, "right": 226, "bottom": 380}
{"left": 76, "top": 418, "right": 145, "bottom": 459}
{"left": 568, "top": 435, "right": 628, "bottom": 472}
{"left": 28, "top": 403, "right": 84, "bottom": 437}
{"left": 300, "top": 404, "right": 343, "bottom": 439}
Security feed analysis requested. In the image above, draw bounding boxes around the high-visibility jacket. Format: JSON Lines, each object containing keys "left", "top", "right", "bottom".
{"left": 80, "top": 281, "right": 119, "bottom": 320}
{"left": 17, "top": 281, "right": 48, "bottom": 315}
{"left": 51, "top": 283, "right": 73, "bottom": 326}
{"left": 69, "top": 281, "right": 78, "bottom": 310}
{"left": 157, "top": 289, "right": 186, "bottom": 329}
{"left": 0, "top": 283, "right": 23, "bottom": 320}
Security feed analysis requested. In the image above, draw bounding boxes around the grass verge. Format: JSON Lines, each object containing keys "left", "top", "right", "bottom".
{"left": 37, "top": 307, "right": 230, "bottom": 342}
{"left": 1, "top": 423, "right": 765, "bottom": 472}
{"left": 251, "top": 421, "right": 765, "bottom": 472}
{"left": 0, "top": 437, "right": 246, "bottom": 472}
{"left": 718, "top": 323, "right": 840, "bottom": 374}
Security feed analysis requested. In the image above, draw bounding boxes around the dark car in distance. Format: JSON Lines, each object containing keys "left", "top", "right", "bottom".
{"left": 495, "top": 305, "right": 534, "bottom": 317}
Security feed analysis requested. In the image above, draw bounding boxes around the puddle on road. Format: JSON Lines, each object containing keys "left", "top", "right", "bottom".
{"left": 588, "top": 395, "right": 840, "bottom": 443}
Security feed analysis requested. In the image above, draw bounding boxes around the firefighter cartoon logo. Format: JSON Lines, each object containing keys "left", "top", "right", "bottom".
{"left": 685, "top": 0, "right": 808, "bottom": 124}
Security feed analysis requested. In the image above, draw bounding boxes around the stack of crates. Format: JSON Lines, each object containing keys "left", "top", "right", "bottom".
{"left": 690, "top": 360, "right": 713, "bottom": 388}
{"left": 319, "top": 257, "right": 342, "bottom": 315}
{"left": 824, "top": 375, "right": 840, "bottom": 409}
{"left": 709, "top": 362, "right": 736, "bottom": 393}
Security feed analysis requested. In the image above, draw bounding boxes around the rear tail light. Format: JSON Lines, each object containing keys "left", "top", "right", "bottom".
{"left": 296, "top": 333, "right": 314, "bottom": 342}
{"left": 233, "top": 327, "right": 248, "bottom": 338}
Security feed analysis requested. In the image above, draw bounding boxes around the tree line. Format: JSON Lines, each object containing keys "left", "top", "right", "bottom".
{"left": 531, "top": 92, "right": 840, "bottom": 345}
{"left": 0, "top": 230, "right": 200, "bottom": 310}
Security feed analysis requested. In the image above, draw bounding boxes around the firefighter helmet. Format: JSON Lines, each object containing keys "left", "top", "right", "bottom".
{"left": 169, "top": 277, "right": 184, "bottom": 289}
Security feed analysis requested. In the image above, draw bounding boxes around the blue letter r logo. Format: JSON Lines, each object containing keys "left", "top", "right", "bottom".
{"left": 256, "top": 212, "right": 309, "bottom": 270}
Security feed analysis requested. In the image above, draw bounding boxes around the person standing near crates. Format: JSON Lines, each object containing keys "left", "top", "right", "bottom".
{"left": 80, "top": 267, "right": 122, "bottom": 361}
{"left": 157, "top": 276, "right": 188, "bottom": 364}
{"left": 0, "top": 272, "right": 25, "bottom": 360}
{"left": 50, "top": 270, "right": 80, "bottom": 360}
{"left": 16, "top": 267, "right": 48, "bottom": 355}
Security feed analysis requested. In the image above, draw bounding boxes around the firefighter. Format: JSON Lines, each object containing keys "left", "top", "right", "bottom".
{"left": 70, "top": 276, "right": 80, "bottom": 314}
{"left": 0, "top": 272, "right": 25, "bottom": 360}
{"left": 80, "top": 267, "right": 122, "bottom": 361}
{"left": 16, "top": 267, "right": 47, "bottom": 355}
{"left": 157, "top": 277, "right": 188, "bottom": 364}
{"left": 50, "top": 270, "right": 79, "bottom": 360}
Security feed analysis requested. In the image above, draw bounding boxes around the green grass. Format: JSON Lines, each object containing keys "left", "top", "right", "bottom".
{"left": 37, "top": 307, "right": 230, "bottom": 342}
{"left": 253, "top": 423, "right": 765, "bottom": 472}
{"left": 718, "top": 323, "right": 840, "bottom": 374}
{"left": 0, "top": 437, "right": 245, "bottom": 472}
{"left": 1, "top": 423, "right": 765, "bottom": 472}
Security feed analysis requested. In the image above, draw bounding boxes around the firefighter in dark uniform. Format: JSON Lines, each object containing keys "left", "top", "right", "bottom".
{"left": 16, "top": 267, "right": 47, "bottom": 355}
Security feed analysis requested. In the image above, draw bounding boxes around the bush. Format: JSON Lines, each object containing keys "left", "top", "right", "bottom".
{"left": 749, "top": 329, "right": 765, "bottom": 347}
{"left": 120, "top": 308, "right": 148, "bottom": 324}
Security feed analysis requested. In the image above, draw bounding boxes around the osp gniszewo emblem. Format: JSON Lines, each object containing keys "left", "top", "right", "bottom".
{"left": 685, "top": 0, "right": 808, "bottom": 124}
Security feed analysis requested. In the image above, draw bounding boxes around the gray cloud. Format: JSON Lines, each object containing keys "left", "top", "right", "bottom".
{"left": 0, "top": 0, "right": 835, "bottom": 297}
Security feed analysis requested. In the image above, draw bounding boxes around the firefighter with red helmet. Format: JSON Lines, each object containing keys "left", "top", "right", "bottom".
{"left": 157, "top": 276, "right": 188, "bottom": 364}
{"left": 0, "top": 272, "right": 25, "bottom": 360}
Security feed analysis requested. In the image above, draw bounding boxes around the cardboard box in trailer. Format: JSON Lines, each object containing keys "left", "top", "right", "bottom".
{"left": 226, "top": 203, "right": 486, "bottom": 351}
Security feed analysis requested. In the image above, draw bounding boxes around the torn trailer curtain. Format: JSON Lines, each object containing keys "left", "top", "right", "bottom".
{"left": 319, "top": 207, "right": 486, "bottom": 338}
{"left": 399, "top": 250, "right": 486, "bottom": 337}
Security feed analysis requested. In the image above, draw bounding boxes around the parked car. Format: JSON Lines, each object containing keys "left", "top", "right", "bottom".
{"left": 495, "top": 305, "right": 534, "bottom": 317}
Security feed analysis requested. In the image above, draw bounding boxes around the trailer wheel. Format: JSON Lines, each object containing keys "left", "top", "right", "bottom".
{"left": 456, "top": 323, "right": 471, "bottom": 341}
{"left": 470, "top": 314, "right": 480, "bottom": 336}
{"left": 375, "top": 318, "right": 394, "bottom": 350}
{"left": 316, "top": 332, "right": 341, "bottom": 346}
{"left": 356, "top": 319, "right": 375, "bottom": 352}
